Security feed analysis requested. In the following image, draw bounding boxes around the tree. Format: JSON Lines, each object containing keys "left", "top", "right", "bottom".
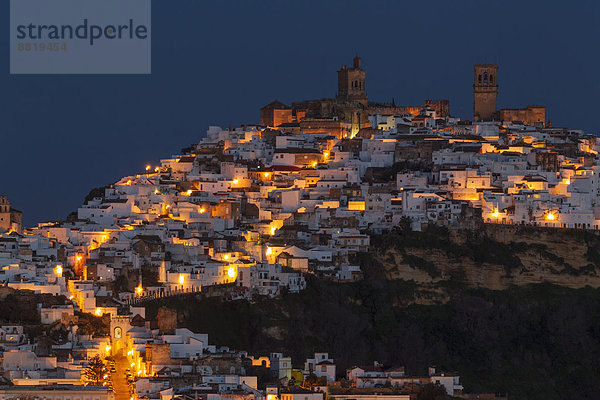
{"left": 316, "top": 376, "right": 328, "bottom": 386}
{"left": 417, "top": 383, "right": 449, "bottom": 400}
{"left": 84, "top": 186, "right": 107, "bottom": 204}
{"left": 302, "top": 373, "right": 318, "bottom": 388}
{"left": 82, "top": 355, "right": 106, "bottom": 386}
{"left": 303, "top": 373, "right": 328, "bottom": 388}
{"left": 77, "top": 312, "right": 110, "bottom": 336}
{"left": 398, "top": 216, "right": 413, "bottom": 233}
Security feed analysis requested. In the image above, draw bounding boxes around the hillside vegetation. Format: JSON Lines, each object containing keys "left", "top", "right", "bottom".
{"left": 141, "top": 226, "right": 600, "bottom": 400}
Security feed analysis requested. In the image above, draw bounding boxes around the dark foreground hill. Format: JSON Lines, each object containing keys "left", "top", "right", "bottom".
{"left": 140, "top": 225, "right": 600, "bottom": 400}
{"left": 144, "top": 278, "right": 600, "bottom": 400}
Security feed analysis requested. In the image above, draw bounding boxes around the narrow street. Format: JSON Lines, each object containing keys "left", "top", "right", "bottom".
{"left": 111, "top": 355, "right": 132, "bottom": 400}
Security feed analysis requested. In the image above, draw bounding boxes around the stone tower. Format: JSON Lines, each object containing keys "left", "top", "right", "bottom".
{"left": 473, "top": 64, "right": 498, "bottom": 121}
{"left": 337, "top": 56, "right": 367, "bottom": 101}
{"left": 0, "top": 196, "right": 11, "bottom": 232}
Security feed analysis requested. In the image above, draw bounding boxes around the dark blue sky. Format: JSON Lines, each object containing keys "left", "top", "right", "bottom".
{"left": 2, "top": 0, "right": 599, "bottom": 227}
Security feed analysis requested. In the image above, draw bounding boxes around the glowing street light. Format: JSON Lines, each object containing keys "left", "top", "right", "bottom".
{"left": 223, "top": 254, "right": 230, "bottom": 261}
{"left": 227, "top": 267, "right": 236, "bottom": 279}
{"left": 179, "top": 274, "right": 185, "bottom": 285}
{"left": 95, "top": 308, "right": 102, "bottom": 316}
{"left": 266, "top": 247, "right": 273, "bottom": 256}
{"left": 55, "top": 265, "right": 63, "bottom": 276}
{"left": 145, "top": 165, "right": 151, "bottom": 171}
{"left": 492, "top": 209, "right": 499, "bottom": 218}
{"left": 545, "top": 212, "right": 556, "bottom": 221}
{"left": 233, "top": 179, "right": 239, "bottom": 184}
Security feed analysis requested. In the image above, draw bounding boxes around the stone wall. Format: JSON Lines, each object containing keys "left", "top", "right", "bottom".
{"left": 499, "top": 105, "right": 545, "bottom": 126}
{"left": 424, "top": 99, "right": 450, "bottom": 118}
{"left": 158, "top": 306, "right": 177, "bottom": 332}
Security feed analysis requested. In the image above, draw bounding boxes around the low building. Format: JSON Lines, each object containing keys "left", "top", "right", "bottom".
{"left": 0, "top": 385, "right": 114, "bottom": 400}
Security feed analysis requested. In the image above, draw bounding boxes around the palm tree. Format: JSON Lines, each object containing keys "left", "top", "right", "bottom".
{"left": 82, "top": 355, "right": 106, "bottom": 386}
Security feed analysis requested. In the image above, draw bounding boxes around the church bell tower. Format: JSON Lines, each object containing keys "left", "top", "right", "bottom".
{"left": 337, "top": 56, "right": 367, "bottom": 101}
{"left": 473, "top": 64, "right": 498, "bottom": 121}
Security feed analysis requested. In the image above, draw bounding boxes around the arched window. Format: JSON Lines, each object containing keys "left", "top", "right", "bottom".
{"left": 484, "top": 72, "right": 488, "bottom": 83}
{"left": 478, "top": 74, "right": 482, "bottom": 83}
{"left": 490, "top": 74, "right": 494, "bottom": 83}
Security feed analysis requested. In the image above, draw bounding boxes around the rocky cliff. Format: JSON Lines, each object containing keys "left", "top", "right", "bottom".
{"left": 366, "top": 225, "right": 600, "bottom": 303}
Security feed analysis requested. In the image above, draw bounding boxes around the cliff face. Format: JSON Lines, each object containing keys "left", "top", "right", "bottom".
{"left": 370, "top": 225, "right": 600, "bottom": 298}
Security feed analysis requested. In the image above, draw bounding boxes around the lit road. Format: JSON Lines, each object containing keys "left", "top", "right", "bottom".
{"left": 111, "top": 355, "right": 132, "bottom": 400}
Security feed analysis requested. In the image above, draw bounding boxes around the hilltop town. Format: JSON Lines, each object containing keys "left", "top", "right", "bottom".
{"left": 1, "top": 56, "right": 598, "bottom": 399}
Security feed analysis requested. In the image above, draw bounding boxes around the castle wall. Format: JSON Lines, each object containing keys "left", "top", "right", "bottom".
{"left": 499, "top": 106, "right": 545, "bottom": 126}
{"left": 260, "top": 108, "right": 293, "bottom": 127}
{"left": 425, "top": 99, "right": 450, "bottom": 118}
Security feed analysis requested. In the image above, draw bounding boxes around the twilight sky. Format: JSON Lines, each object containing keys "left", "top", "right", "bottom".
{"left": 1, "top": 0, "right": 599, "bottom": 227}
